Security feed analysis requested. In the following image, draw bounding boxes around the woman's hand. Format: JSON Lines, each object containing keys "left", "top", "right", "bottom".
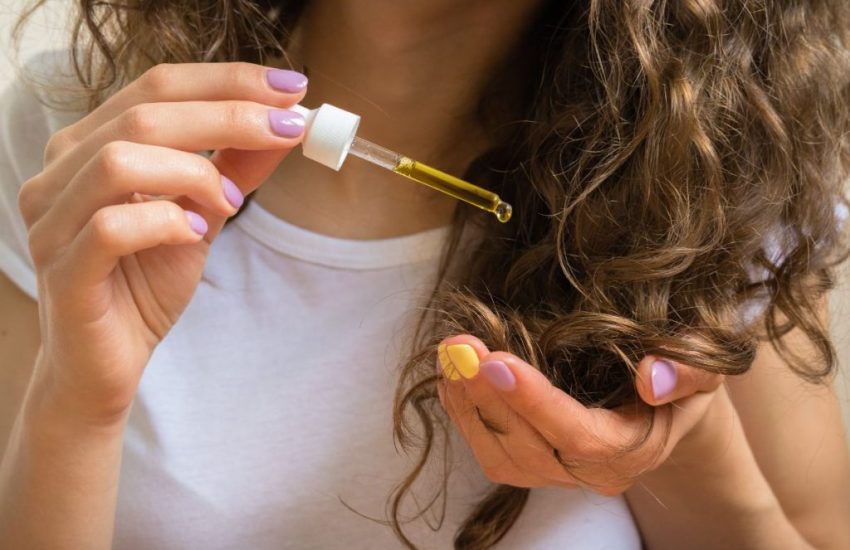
{"left": 435, "top": 334, "right": 723, "bottom": 493}
{"left": 17, "top": 62, "right": 308, "bottom": 425}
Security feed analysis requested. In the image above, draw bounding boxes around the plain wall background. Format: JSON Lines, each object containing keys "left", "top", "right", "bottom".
{"left": 1, "top": 1, "right": 849, "bottom": 439}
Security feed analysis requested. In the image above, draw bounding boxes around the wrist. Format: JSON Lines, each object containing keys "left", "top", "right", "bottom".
{"left": 661, "top": 386, "right": 739, "bottom": 470}
{"left": 628, "top": 387, "right": 813, "bottom": 549}
{"left": 645, "top": 388, "right": 797, "bottom": 528}
{"left": 25, "top": 355, "right": 130, "bottom": 439}
{"left": 1, "top": 359, "right": 127, "bottom": 550}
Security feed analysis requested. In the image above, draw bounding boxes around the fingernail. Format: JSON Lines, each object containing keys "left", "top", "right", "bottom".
{"left": 437, "top": 343, "right": 479, "bottom": 380}
{"left": 221, "top": 175, "right": 244, "bottom": 209}
{"left": 266, "top": 69, "right": 308, "bottom": 93}
{"left": 185, "top": 211, "right": 208, "bottom": 235}
{"left": 268, "top": 109, "right": 305, "bottom": 138}
{"left": 651, "top": 359, "right": 677, "bottom": 400}
{"left": 480, "top": 361, "right": 516, "bottom": 392}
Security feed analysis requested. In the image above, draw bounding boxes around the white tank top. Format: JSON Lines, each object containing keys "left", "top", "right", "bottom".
{"left": 0, "top": 50, "right": 641, "bottom": 549}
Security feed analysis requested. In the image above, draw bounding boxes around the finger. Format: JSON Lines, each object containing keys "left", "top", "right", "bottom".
{"left": 575, "top": 401, "right": 672, "bottom": 486}
{"left": 202, "top": 148, "right": 294, "bottom": 241}
{"left": 475, "top": 387, "right": 578, "bottom": 486}
{"left": 31, "top": 142, "right": 239, "bottom": 252}
{"left": 634, "top": 355, "right": 724, "bottom": 406}
{"left": 54, "top": 62, "right": 307, "bottom": 154}
{"left": 435, "top": 334, "right": 489, "bottom": 436}
{"left": 473, "top": 350, "right": 596, "bottom": 441}
{"left": 437, "top": 335, "right": 577, "bottom": 485}
{"left": 475, "top": 351, "right": 659, "bottom": 460}
{"left": 436, "top": 334, "right": 489, "bottom": 381}
{"left": 51, "top": 101, "right": 304, "bottom": 182}
{"left": 436, "top": 337, "right": 601, "bottom": 457}
{"left": 438, "top": 372, "right": 554, "bottom": 488}
{"left": 30, "top": 101, "right": 305, "bottom": 222}
{"left": 55, "top": 200, "right": 207, "bottom": 288}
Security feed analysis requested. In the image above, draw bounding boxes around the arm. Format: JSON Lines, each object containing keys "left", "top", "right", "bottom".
{"left": 0, "top": 61, "right": 307, "bottom": 549}
{"left": 0, "top": 273, "right": 127, "bottom": 549}
{"left": 726, "top": 297, "right": 850, "bottom": 547}
{"left": 625, "top": 298, "right": 850, "bottom": 550}
{"left": 0, "top": 273, "right": 40, "bottom": 447}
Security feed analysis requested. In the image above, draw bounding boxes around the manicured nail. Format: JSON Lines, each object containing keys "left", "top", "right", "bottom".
{"left": 266, "top": 69, "right": 308, "bottom": 93}
{"left": 185, "top": 211, "right": 208, "bottom": 235}
{"left": 480, "top": 361, "right": 516, "bottom": 392}
{"left": 437, "top": 343, "right": 479, "bottom": 380}
{"left": 221, "top": 175, "right": 244, "bottom": 209}
{"left": 268, "top": 109, "right": 305, "bottom": 138}
{"left": 651, "top": 359, "right": 677, "bottom": 400}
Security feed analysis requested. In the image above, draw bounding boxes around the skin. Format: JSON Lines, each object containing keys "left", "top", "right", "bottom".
{"left": 253, "top": 0, "right": 543, "bottom": 237}
{"left": 0, "top": 62, "right": 309, "bottom": 547}
{"left": 438, "top": 305, "right": 850, "bottom": 548}
{"left": 0, "top": 0, "right": 848, "bottom": 548}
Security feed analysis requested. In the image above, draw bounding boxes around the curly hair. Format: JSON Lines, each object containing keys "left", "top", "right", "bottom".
{"left": 14, "top": 1, "right": 850, "bottom": 548}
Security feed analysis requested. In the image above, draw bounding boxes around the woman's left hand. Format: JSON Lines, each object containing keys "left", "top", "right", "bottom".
{"left": 435, "top": 334, "right": 725, "bottom": 494}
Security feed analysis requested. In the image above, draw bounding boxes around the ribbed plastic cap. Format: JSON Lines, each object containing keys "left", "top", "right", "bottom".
{"left": 290, "top": 103, "right": 361, "bottom": 171}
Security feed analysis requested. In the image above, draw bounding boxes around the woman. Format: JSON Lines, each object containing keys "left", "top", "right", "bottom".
{"left": 1, "top": 0, "right": 849, "bottom": 548}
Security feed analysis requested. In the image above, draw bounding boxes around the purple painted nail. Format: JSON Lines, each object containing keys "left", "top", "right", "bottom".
{"left": 185, "top": 211, "right": 208, "bottom": 235}
{"left": 266, "top": 69, "right": 308, "bottom": 93}
{"left": 268, "top": 109, "right": 305, "bottom": 138}
{"left": 651, "top": 359, "right": 677, "bottom": 400}
{"left": 221, "top": 175, "right": 244, "bottom": 209}
{"left": 480, "top": 360, "right": 516, "bottom": 392}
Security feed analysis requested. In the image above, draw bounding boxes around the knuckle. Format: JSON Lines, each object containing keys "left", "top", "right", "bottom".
{"left": 89, "top": 207, "right": 122, "bottom": 247}
{"left": 95, "top": 140, "right": 136, "bottom": 181}
{"left": 120, "top": 104, "right": 159, "bottom": 138}
{"left": 43, "top": 129, "right": 72, "bottom": 163}
{"left": 139, "top": 63, "right": 176, "bottom": 96}
{"left": 188, "top": 156, "right": 220, "bottom": 186}
{"left": 227, "top": 62, "right": 257, "bottom": 89}
{"left": 159, "top": 202, "right": 185, "bottom": 227}
{"left": 220, "top": 101, "right": 249, "bottom": 132}
{"left": 17, "top": 176, "right": 44, "bottom": 226}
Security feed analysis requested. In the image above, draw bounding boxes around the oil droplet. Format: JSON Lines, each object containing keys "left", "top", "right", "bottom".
{"left": 495, "top": 201, "right": 513, "bottom": 223}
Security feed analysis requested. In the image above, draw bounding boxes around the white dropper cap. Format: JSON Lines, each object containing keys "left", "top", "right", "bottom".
{"left": 289, "top": 103, "right": 361, "bottom": 171}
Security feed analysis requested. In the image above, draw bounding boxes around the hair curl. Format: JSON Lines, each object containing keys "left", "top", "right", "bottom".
{"left": 14, "top": 1, "right": 850, "bottom": 548}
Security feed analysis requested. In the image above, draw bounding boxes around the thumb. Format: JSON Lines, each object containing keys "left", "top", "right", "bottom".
{"left": 635, "top": 354, "right": 724, "bottom": 406}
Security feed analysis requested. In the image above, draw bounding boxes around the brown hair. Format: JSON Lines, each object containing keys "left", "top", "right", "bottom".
{"left": 14, "top": 1, "right": 850, "bottom": 548}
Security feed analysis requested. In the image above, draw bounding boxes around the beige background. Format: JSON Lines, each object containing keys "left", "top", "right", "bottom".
{"left": 1, "top": 1, "right": 848, "bottom": 437}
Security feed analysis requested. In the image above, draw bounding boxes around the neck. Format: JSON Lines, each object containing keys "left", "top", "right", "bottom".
{"left": 254, "top": 0, "right": 541, "bottom": 239}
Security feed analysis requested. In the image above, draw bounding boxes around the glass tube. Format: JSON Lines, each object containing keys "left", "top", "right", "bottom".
{"left": 347, "top": 137, "right": 512, "bottom": 223}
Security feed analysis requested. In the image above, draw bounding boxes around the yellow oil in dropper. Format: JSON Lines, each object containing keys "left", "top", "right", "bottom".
{"left": 347, "top": 137, "right": 513, "bottom": 223}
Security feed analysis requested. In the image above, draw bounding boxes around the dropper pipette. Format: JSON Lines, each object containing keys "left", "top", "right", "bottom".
{"left": 347, "top": 137, "right": 512, "bottom": 223}
{"left": 289, "top": 103, "right": 513, "bottom": 223}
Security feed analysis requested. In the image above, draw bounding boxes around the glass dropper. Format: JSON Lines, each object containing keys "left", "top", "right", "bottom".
{"left": 289, "top": 103, "right": 513, "bottom": 223}
{"left": 347, "top": 137, "right": 512, "bottom": 223}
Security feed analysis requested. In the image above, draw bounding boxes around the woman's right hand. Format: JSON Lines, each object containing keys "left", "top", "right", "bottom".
{"left": 17, "top": 62, "right": 308, "bottom": 425}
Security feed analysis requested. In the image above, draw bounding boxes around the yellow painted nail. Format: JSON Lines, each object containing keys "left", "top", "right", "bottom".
{"left": 437, "top": 343, "right": 460, "bottom": 380}
{"left": 443, "top": 344, "right": 480, "bottom": 380}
